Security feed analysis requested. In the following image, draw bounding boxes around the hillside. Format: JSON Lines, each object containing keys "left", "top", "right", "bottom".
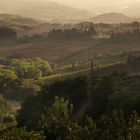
{"left": 0, "top": 14, "right": 43, "bottom": 36}
{"left": 0, "top": 0, "right": 92, "bottom": 23}
{"left": 0, "top": 39, "right": 140, "bottom": 64}
{"left": 0, "top": 14, "right": 40, "bottom": 26}
{"left": 91, "top": 12, "right": 133, "bottom": 23}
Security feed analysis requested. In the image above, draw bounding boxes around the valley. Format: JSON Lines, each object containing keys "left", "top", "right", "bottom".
{"left": 0, "top": 1, "right": 140, "bottom": 139}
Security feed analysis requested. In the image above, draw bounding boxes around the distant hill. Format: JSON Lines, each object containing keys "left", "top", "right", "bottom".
{"left": 0, "top": 14, "right": 41, "bottom": 26}
{"left": 0, "top": 0, "right": 92, "bottom": 23}
{"left": 90, "top": 13, "right": 133, "bottom": 23}
{"left": 90, "top": 2, "right": 140, "bottom": 18}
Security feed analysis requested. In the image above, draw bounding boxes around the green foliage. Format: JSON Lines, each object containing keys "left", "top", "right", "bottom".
{"left": 17, "top": 96, "right": 140, "bottom": 140}
{"left": 81, "top": 116, "right": 97, "bottom": 140}
{"left": 107, "top": 76, "right": 140, "bottom": 114}
{"left": 32, "top": 57, "right": 52, "bottom": 76}
{"left": 11, "top": 59, "right": 42, "bottom": 79}
{"left": 41, "top": 97, "right": 73, "bottom": 140}
{"left": 0, "top": 69, "right": 17, "bottom": 92}
{"left": 128, "top": 112, "right": 140, "bottom": 140}
{"left": 97, "top": 111, "right": 140, "bottom": 140}
{"left": 10, "top": 58, "right": 52, "bottom": 79}
{"left": 0, "top": 128, "right": 45, "bottom": 140}
{"left": 0, "top": 68, "right": 17, "bottom": 82}
{"left": 0, "top": 98, "right": 13, "bottom": 132}
{"left": 2, "top": 71, "right": 139, "bottom": 139}
{"left": 17, "top": 73, "right": 140, "bottom": 130}
{"left": 0, "top": 98, "right": 10, "bottom": 115}
{"left": 0, "top": 57, "right": 51, "bottom": 100}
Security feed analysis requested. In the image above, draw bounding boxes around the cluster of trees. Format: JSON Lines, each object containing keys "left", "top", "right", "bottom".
{"left": 0, "top": 69, "right": 17, "bottom": 92}
{"left": 119, "top": 22, "right": 140, "bottom": 29}
{"left": 0, "top": 128, "right": 45, "bottom": 140}
{"left": 0, "top": 57, "right": 52, "bottom": 79}
{"left": 0, "top": 98, "right": 15, "bottom": 132}
{"left": 110, "top": 29, "right": 140, "bottom": 42}
{"left": 17, "top": 23, "right": 97, "bottom": 44}
{"left": 0, "top": 57, "right": 52, "bottom": 100}
{"left": 0, "top": 68, "right": 36, "bottom": 100}
{"left": 10, "top": 71, "right": 139, "bottom": 139}
{"left": 10, "top": 58, "right": 52, "bottom": 79}
{"left": 0, "top": 26, "right": 17, "bottom": 40}
{"left": 0, "top": 98, "right": 44, "bottom": 139}
{"left": 48, "top": 27, "right": 97, "bottom": 39}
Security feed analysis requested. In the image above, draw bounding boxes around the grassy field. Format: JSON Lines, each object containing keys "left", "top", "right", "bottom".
{"left": 41, "top": 61, "right": 125, "bottom": 81}
{"left": 0, "top": 38, "right": 140, "bottom": 65}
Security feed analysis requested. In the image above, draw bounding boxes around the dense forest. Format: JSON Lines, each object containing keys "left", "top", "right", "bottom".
{"left": 0, "top": 54, "right": 140, "bottom": 139}
{"left": 0, "top": 71, "right": 140, "bottom": 139}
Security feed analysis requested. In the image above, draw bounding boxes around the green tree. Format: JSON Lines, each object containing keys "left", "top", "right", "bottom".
{"left": 128, "top": 112, "right": 140, "bottom": 140}
{"left": 41, "top": 97, "right": 73, "bottom": 140}
{"left": 0, "top": 69, "right": 17, "bottom": 92}
{"left": 11, "top": 59, "right": 42, "bottom": 79}
{"left": 0, "top": 128, "right": 45, "bottom": 140}
{"left": 81, "top": 116, "right": 97, "bottom": 140}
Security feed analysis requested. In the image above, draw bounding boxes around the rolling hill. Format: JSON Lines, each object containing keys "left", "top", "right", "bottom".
{"left": 0, "top": 0, "right": 92, "bottom": 23}
{"left": 90, "top": 12, "right": 133, "bottom": 23}
{"left": 0, "top": 14, "right": 40, "bottom": 26}
{"left": 0, "top": 14, "right": 42, "bottom": 36}
{"left": 90, "top": 2, "right": 140, "bottom": 18}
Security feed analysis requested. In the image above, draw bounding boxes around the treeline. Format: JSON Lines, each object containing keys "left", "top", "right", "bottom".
{"left": 110, "top": 29, "right": 140, "bottom": 42}
{"left": 47, "top": 22, "right": 97, "bottom": 39}
{"left": 47, "top": 26, "right": 97, "bottom": 39}
{"left": 18, "top": 27, "right": 97, "bottom": 44}
{"left": 5, "top": 71, "right": 138, "bottom": 140}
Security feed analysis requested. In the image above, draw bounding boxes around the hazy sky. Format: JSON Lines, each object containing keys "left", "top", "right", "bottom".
{"left": 0, "top": 0, "right": 140, "bottom": 17}
{"left": 47, "top": 0, "right": 140, "bottom": 8}
{"left": 1, "top": 0, "right": 140, "bottom": 9}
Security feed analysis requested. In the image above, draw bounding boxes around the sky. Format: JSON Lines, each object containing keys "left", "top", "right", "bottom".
{"left": 0, "top": 0, "right": 140, "bottom": 17}
{"left": 1, "top": 0, "right": 140, "bottom": 9}
{"left": 47, "top": 0, "right": 140, "bottom": 9}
